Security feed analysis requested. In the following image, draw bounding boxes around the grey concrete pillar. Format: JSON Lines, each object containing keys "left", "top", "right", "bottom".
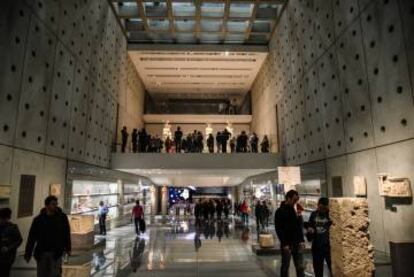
{"left": 150, "top": 185, "right": 158, "bottom": 215}
{"left": 161, "top": 186, "right": 168, "bottom": 215}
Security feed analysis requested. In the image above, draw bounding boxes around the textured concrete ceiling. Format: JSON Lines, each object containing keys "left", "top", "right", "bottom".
{"left": 128, "top": 50, "right": 267, "bottom": 94}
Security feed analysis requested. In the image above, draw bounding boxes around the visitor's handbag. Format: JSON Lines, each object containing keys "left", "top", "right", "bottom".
{"left": 139, "top": 218, "right": 146, "bottom": 233}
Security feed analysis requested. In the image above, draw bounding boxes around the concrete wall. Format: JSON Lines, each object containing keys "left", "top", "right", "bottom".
{"left": 117, "top": 55, "right": 145, "bottom": 140}
{"left": 0, "top": 0, "right": 143, "bottom": 247}
{"left": 251, "top": 0, "right": 414, "bottom": 253}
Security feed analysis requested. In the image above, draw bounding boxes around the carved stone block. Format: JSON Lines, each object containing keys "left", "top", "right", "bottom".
{"left": 68, "top": 215, "right": 95, "bottom": 234}
{"left": 353, "top": 176, "right": 367, "bottom": 197}
{"left": 71, "top": 231, "right": 94, "bottom": 250}
{"left": 378, "top": 174, "right": 412, "bottom": 197}
{"left": 330, "top": 198, "right": 375, "bottom": 277}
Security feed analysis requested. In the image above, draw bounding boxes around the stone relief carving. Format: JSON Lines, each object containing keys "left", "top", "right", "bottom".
{"left": 353, "top": 176, "right": 367, "bottom": 197}
{"left": 378, "top": 173, "right": 412, "bottom": 197}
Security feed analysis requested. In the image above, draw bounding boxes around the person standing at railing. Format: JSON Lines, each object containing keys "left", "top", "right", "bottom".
{"left": 222, "top": 129, "right": 231, "bottom": 153}
{"left": 261, "top": 135, "right": 270, "bottom": 153}
{"left": 250, "top": 133, "right": 259, "bottom": 153}
{"left": 131, "top": 129, "right": 138, "bottom": 153}
{"left": 121, "top": 126, "right": 128, "bottom": 153}
{"left": 165, "top": 136, "right": 172, "bottom": 153}
{"left": 174, "top": 126, "right": 183, "bottom": 153}
{"left": 138, "top": 128, "right": 148, "bottom": 153}
{"left": 216, "top": 132, "right": 222, "bottom": 153}
{"left": 207, "top": 134, "right": 214, "bottom": 153}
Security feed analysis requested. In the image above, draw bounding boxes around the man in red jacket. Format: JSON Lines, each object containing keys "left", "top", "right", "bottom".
{"left": 131, "top": 200, "right": 144, "bottom": 236}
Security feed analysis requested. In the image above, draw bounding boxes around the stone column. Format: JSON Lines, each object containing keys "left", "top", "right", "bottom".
{"left": 330, "top": 198, "right": 375, "bottom": 277}
{"left": 161, "top": 186, "right": 168, "bottom": 215}
{"left": 150, "top": 186, "right": 158, "bottom": 215}
{"left": 117, "top": 179, "right": 124, "bottom": 216}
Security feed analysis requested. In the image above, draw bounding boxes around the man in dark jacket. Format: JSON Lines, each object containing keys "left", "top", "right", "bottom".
{"left": 121, "top": 126, "right": 129, "bottom": 152}
{"left": 174, "top": 126, "right": 183, "bottom": 153}
{"left": 239, "top": 131, "right": 248, "bottom": 152}
{"left": 25, "top": 196, "right": 71, "bottom": 277}
{"left": 250, "top": 133, "right": 259, "bottom": 153}
{"left": 207, "top": 134, "right": 214, "bottom": 153}
{"left": 0, "top": 208, "right": 22, "bottom": 277}
{"left": 221, "top": 129, "right": 230, "bottom": 153}
{"left": 216, "top": 132, "right": 222, "bottom": 153}
{"left": 274, "top": 190, "right": 305, "bottom": 277}
{"left": 138, "top": 128, "right": 148, "bottom": 152}
{"left": 131, "top": 128, "right": 138, "bottom": 153}
{"left": 307, "top": 197, "right": 332, "bottom": 277}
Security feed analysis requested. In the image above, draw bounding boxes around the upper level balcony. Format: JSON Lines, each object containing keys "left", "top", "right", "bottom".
{"left": 111, "top": 152, "right": 282, "bottom": 186}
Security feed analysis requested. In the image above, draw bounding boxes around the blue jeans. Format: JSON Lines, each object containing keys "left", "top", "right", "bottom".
{"left": 281, "top": 244, "right": 304, "bottom": 277}
{"left": 241, "top": 213, "right": 249, "bottom": 225}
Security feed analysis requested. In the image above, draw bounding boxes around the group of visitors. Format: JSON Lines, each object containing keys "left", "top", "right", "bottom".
{"left": 120, "top": 126, "right": 271, "bottom": 153}
{"left": 254, "top": 200, "right": 271, "bottom": 232}
{"left": 274, "top": 190, "right": 332, "bottom": 277}
{"left": 0, "top": 196, "right": 70, "bottom": 277}
{"left": 194, "top": 199, "right": 232, "bottom": 222}
{"left": 122, "top": 127, "right": 164, "bottom": 153}
{"left": 232, "top": 191, "right": 331, "bottom": 277}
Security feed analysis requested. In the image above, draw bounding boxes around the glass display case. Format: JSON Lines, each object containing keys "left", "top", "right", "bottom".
{"left": 123, "top": 183, "right": 140, "bottom": 215}
{"left": 70, "top": 180, "right": 119, "bottom": 223}
{"left": 297, "top": 179, "right": 321, "bottom": 220}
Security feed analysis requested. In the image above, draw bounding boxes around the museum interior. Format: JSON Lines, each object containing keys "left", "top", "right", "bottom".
{"left": 1, "top": 0, "right": 413, "bottom": 276}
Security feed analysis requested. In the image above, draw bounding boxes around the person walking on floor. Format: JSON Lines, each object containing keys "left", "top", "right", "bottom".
{"left": 223, "top": 200, "right": 230, "bottom": 219}
{"left": 208, "top": 200, "right": 216, "bottom": 221}
{"left": 132, "top": 200, "right": 144, "bottom": 237}
{"left": 174, "top": 126, "right": 183, "bottom": 153}
{"left": 194, "top": 200, "right": 203, "bottom": 225}
{"left": 240, "top": 200, "right": 249, "bottom": 225}
{"left": 0, "top": 208, "right": 23, "bottom": 277}
{"left": 307, "top": 197, "right": 332, "bottom": 277}
{"left": 274, "top": 190, "right": 305, "bottom": 277}
{"left": 121, "top": 126, "right": 129, "bottom": 153}
{"left": 131, "top": 128, "right": 138, "bottom": 153}
{"left": 216, "top": 200, "right": 223, "bottom": 221}
{"left": 263, "top": 201, "right": 270, "bottom": 227}
{"left": 255, "top": 200, "right": 265, "bottom": 233}
{"left": 25, "top": 196, "right": 71, "bottom": 277}
{"left": 98, "top": 201, "right": 109, "bottom": 236}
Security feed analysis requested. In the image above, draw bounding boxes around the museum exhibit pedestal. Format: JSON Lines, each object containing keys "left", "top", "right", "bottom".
{"left": 390, "top": 241, "right": 414, "bottom": 277}
{"left": 62, "top": 262, "right": 91, "bottom": 277}
{"left": 259, "top": 234, "right": 274, "bottom": 248}
{"left": 71, "top": 231, "right": 95, "bottom": 250}
{"left": 251, "top": 243, "right": 311, "bottom": 256}
{"left": 330, "top": 198, "right": 375, "bottom": 277}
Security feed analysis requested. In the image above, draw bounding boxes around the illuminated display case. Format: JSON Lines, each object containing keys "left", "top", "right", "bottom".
{"left": 70, "top": 180, "right": 119, "bottom": 223}
{"left": 297, "top": 179, "right": 321, "bottom": 220}
{"left": 123, "top": 183, "right": 141, "bottom": 216}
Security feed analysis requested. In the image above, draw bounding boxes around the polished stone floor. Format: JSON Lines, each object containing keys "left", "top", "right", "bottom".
{"left": 11, "top": 216, "right": 391, "bottom": 276}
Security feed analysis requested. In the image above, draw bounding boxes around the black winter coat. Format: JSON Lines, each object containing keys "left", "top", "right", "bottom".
{"left": 0, "top": 222, "right": 22, "bottom": 264}
{"left": 274, "top": 203, "right": 304, "bottom": 247}
{"left": 25, "top": 208, "right": 71, "bottom": 259}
